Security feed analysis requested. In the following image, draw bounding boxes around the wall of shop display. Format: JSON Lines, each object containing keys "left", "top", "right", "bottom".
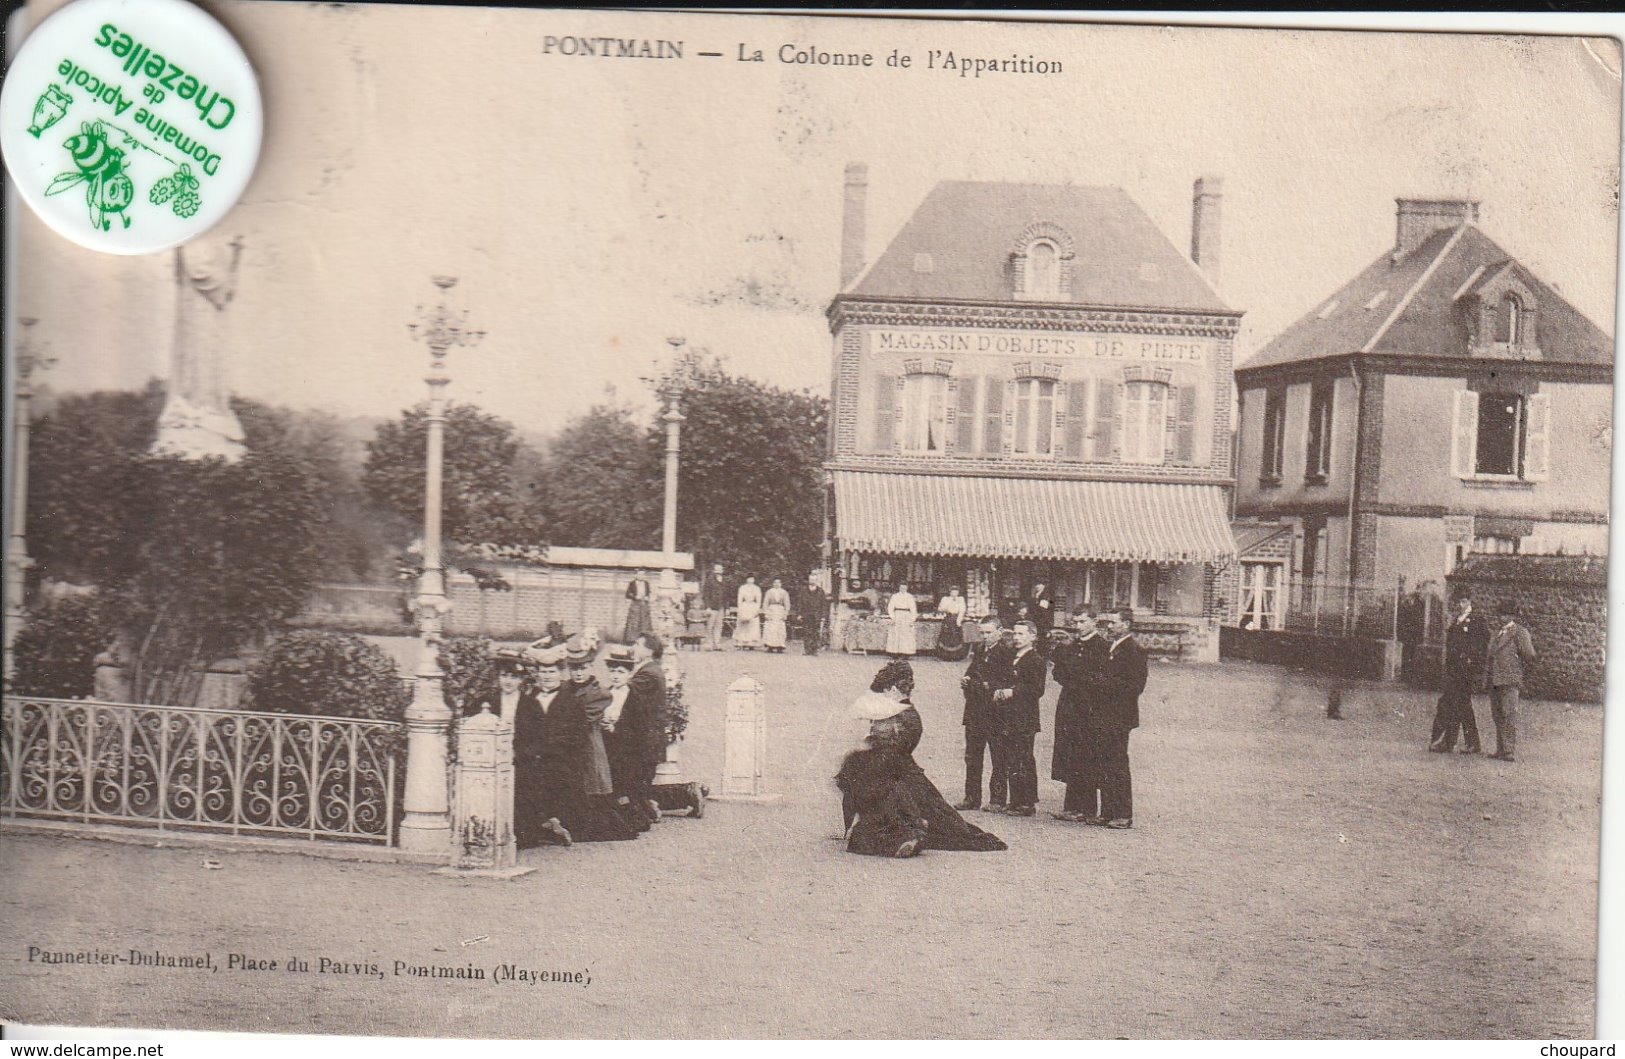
{"left": 837, "top": 553, "right": 1185, "bottom": 618}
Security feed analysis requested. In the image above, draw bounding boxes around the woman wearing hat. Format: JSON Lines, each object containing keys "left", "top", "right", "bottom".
{"left": 835, "top": 660, "right": 1007, "bottom": 858}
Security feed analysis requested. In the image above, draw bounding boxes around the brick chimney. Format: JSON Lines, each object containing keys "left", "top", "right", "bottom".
{"left": 840, "top": 162, "right": 868, "bottom": 290}
{"left": 1394, "top": 198, "right": 1479, "bottom": 262}
{"left": 1190, "top": 176, "right": 1222, "bottom": 286}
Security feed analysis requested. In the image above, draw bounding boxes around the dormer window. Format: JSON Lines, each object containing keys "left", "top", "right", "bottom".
{"left": 1009, "top": 222, "right": 1075, "bottom": 301}
{"left": 1497, "top": 293, "right": 1522, "bottom": 345}
{"left": 1027, "top": 240, "right": 1060, "bottom": 298}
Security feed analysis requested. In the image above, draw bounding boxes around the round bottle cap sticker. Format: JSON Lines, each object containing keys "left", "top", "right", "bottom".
{"left": 0, "top": 0, "right": 262, "bottom": 255}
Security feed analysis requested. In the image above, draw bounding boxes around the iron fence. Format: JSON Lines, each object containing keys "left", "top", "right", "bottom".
{"left": 1, "top": 696, "right": 399, "bottom": 844}
{"left": 1280, "top": 579, "right": 1400, "bottom": 640}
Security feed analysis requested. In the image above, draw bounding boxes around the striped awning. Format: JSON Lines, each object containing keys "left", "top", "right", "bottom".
{"left": 833, "top": 471, "right": 1236, "bottom": 563}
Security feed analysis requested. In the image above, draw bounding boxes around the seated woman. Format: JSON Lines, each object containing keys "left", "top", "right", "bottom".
{"left": 835, "top": 660, "right": 1007, "bottom": 858}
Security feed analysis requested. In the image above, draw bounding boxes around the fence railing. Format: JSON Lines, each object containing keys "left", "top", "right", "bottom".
{"left": 1279, "top": 579, "right": 1399, "bottom": 640}
{"left": 1, "top": 696, "right": 399, "bottom": 844}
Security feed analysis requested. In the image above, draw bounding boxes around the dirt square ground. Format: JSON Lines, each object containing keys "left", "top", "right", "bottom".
{"left": 0, "top": 651, "right": 1606, "bottom": 1038}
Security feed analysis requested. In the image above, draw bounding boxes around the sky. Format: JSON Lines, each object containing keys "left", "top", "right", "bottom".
{"left": 10, "top": 6, "right": 1622, "bottom": 437}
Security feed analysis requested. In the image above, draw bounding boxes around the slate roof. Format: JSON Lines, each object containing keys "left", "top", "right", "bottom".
{"left": 846, "top": 181, "right": 1231, "bottom": 314}
{"left": 1243, "top": 224, "right": 1613, "bottom": 371}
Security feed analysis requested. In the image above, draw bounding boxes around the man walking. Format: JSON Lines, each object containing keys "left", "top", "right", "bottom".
{"left": 992, "top": 620, "right": 1044, "bottom": 816}
{"left": 1483, "top": 605, "right": 1536, "bottom": 763}
{"left": 1429, "top": 594, "right": 1489, "bottom": 754}
{"left": 1095, "top": 609, "right": 1147, "bottom": 829}
{"left": 955, "top": 617, "right": 1007, "bottom": 812}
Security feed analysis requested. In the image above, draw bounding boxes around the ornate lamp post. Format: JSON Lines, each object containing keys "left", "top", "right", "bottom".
{"left": 657, "top": 336, "right": 689, "bottom": 639}
{"left": 398, "top": 276, "right": 484, "bottom": 854}
{"left": 4, "top": 317, "right": 54, "bottom": 678}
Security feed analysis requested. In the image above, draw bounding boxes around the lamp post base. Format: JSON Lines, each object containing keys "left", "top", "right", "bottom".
{"left": 397, "top": 817, "right": 454, "bottom": 853}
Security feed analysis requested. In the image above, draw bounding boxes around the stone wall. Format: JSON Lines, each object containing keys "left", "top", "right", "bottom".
{"left": 1444, "top": 554, "right": 1607, "bottom": 704}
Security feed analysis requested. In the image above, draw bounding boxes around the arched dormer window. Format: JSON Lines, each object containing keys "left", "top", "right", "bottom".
{"left": 1027, "top": 240, "right": 1060, "bottom": 298}
{"left": 1010, "top": 222, "right": 1076, "bottom": 301}
{"left": 1497, "top": 293, "right": 1522, "bottom": 345}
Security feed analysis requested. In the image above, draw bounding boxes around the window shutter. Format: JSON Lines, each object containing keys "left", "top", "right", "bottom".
{"left": 943, "top": 376, "right": 960, "bottom": 454}
{"left": 1001, "top": 379, "right": 1017, "bottom": 454}
{"left": 1063, "top": 377, "right": 1092, "bottom": 461}
{"left": 1051, "top": 381, "right": 1069, "bottom": 457}
{"left": 955, "top": 375, "right": 979, "bottom": 453}
{"left": 871, "top": 373, "right": 897, "bottom": 452}
{"left": 1450, "top": 390, "right": 1479, "bottom": 479}
{"left": 1523, "top": 392, "right": 1551, "bottom": 481}
{"left": 981, "top": 377, "right": 1003, "bottom": 455}
{"left": 1093, "top": 380, "right": 1118, "bottom": 460}
{"left": 1175, "top": 383, "right": 1198, "bottom": 464}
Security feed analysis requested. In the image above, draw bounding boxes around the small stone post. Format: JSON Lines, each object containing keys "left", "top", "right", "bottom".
{"left": 432, "top": 708, "right": 535, "bottom": 879}
{"left": 713, "top": 675, "right": 778, "bottom": 803}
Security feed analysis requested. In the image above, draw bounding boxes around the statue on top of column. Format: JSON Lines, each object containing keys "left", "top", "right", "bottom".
{"left": 150, "top": 233, "right": 248, "bottom": 462}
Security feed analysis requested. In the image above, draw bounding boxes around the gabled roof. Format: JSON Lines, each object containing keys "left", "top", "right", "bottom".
{"left": 846, "top": 181, "right": 1231, "bottom": 313}
{"left": 1243, "top": 224, "right": 1613, "bottom": 371}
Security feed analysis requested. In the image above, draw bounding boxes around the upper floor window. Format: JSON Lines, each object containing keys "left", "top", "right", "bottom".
{"left": 1261, "top": 388, "right": 1286, "bottom": 481}
{"left": 1122, "top": 381, "right": 1169, "bottom": 465}
{"left": 1306, "top": 382, "right": 1334, "bottom": 481}
{"left": 900, "top": 372, "right": 949, "bottom": 453}
{"left": 1027, "top": 240, "right": 1060, "bottom": 299}
{"left": 1496, "top": 294, "right": 1522, "bottom": 345}
{"left": 1013, "top": 377, "right": 1056, "bottom": 455}
{"left": 1451, "top": 389, "right": 1551, "bottom": 481}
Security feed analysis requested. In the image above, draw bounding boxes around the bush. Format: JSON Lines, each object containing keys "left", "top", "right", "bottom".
{"left": 438, "top": 636, "right": 496, "bottom": 712}
{"left": 245, "top": 630, "right": 410, "bottom": 722}
{"left": 9, "top": 594, "right": 114, "bottom": 699}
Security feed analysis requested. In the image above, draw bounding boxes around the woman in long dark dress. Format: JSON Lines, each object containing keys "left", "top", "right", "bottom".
{"left": 835, "top": 660, "right": 1007, "bottom": 858}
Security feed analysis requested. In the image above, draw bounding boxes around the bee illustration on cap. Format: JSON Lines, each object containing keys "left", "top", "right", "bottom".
{"left": 45, "top": 121, "right": 136, "bottom": 231}
{"left": 28, "top": 83, "right": 74, "bottom": 139}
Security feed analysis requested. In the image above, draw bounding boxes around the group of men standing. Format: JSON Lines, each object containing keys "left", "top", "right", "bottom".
{"left": 957, "top": 609, "right": 1148, "bottom": 828}
{"left": 467, "top": 630, "right": 671, "bottom": 848}
{"left": 1428, "top": 594, "right": 1537, "bottom": 762}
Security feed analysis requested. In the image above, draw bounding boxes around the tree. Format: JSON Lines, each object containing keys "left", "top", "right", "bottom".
{"left": 9, "top": 594, "right": 114, "bottom": 699}
{"left": 114, "top": 451, "right": 324, "bottom": 706}
{"left": 654, "top": 352, "right": 828, "bottom": 583}
{"left": 26, "top": 381, "right": 167, "bottom": 585}
{"left": 529, "top": 402, "right": 661, "bottom": 550}
{"left": 362, "top": 402, "right": 541, "bottom": 546}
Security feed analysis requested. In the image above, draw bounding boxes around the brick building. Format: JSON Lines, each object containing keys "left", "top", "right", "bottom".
{"left": 823, "top": 166, "right": 1242, "bottom": 659}
{"left": 1232, "top": 198, "right": 1613, "bottom": 631}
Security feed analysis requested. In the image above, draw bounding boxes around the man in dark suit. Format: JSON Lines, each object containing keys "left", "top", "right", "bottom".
{"left": 955, "top": 617, "right": 1007, "bottom": 811}
{"left": 1030, "top": 582, "right": 1055, "bottom": 637}
{"left": 1094, "top": 608, "right": 1147, "bottom": 829}
{"left": 701, "top": 564, "right": 730, "bottom": 651}
{"left": 992, "top": 620, "right": 1045, "bottom": 816}
{"left": 1483, "top": 605, "right": 1536, "bottom": 763}
{"left": 1429, "top": 594, "right": 1490, "bottom": 754}
{"left": 1051, "top": 609, "right": 1109, "bottom": 823}
{"left": 802, "top": 574, "right": 830, "bottom": 655}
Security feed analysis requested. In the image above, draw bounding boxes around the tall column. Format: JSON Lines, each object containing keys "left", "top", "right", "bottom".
{"left": 656, "top": 337, "right": 687, "bottom": 643}
{"left": 398, "top": 276, "right": 484, "bottom": 855}
{"left": 4, "top": 319, "right": 52, "bottom": 677}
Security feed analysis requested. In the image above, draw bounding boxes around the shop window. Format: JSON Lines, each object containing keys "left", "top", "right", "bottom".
{"left": 1305, "top": 382, "right": 1334, "bottom": 481}
{"left": 1122, "top": 381, "right": 1169, "bottom": 465}
{"left": 1238, "top": 562, "right": 1283, "bottom": 630}
{"left": 1451, "top": 390, "right": 1550, "bottom": 482}
{"left": 1260, "top": 388, "right": 1286, "bottom": 482}
{"left": 1135, "top": 564, "right": 1159, "bottom": 611}
{"left": 1013, "top": 378, "right": 1056, "bottom": 455}
{"left": 900, "top": 372, "right": 948, "bottom": 454}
